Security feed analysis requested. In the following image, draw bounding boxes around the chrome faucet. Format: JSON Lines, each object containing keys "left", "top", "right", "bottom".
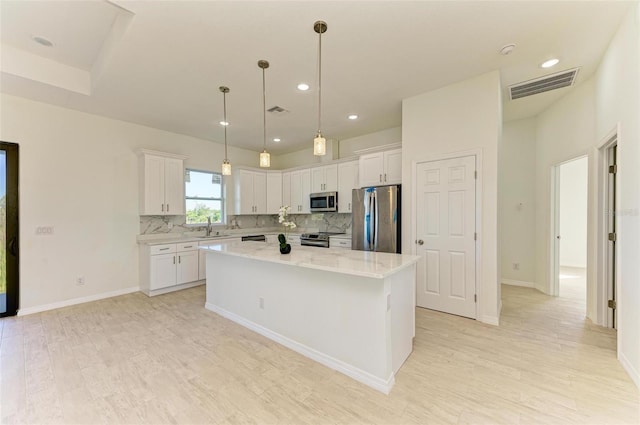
{"left": 206, "top": 217, "right": 212, "bottom": 236}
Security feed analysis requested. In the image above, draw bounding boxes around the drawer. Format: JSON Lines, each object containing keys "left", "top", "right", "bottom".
{"left": 177, "top": 242, "right": 198, "bottom": 252}
{"left": 150, "top": 244, "right": 176, "bottom": 255}
{"left": 331, "top": 239, "right": 352, "bottom": 249}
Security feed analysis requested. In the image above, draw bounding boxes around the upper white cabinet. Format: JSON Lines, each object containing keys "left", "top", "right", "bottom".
{"left": 359, "top": 148, "right": 402, "bottom": 187}
{"left": 337, "top": 160, "right": 359, "bottom": 213}
{"left": 266, "top": 172, "right": 283, "bottom": 214}
{"left": 234, "top": 169, "right": 267, "bottom": 215}
{"left": 289, "top": 168, "right": 311, "bottom": 213}
{"left": 282, "top": 172, "right": 291, "bottom": 208}
{"left": 311, "top": 164, "right": 338, "bottom": 193}
{"left": 138, "top": 150, "right": 187, "bottom": 215}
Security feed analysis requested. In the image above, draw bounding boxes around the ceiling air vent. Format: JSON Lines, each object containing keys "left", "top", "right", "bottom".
{"left": 509, "top": 68, "right": 580, "bottom": 100}
{"left": 267, "top": 105, "right": 289, "bottom": 116}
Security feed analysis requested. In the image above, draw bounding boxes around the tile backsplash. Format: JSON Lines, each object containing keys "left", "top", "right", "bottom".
{"left": 140, "top": 213, "right": 352, "bottom": 235}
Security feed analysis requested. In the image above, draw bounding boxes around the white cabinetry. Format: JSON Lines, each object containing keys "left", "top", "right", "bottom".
{"left": 289, "top": 169, "right": 311, "bottom": 213}
{"left": 138, "top": 150, "right": 188, "bottom": 215}
{"left": 337, "top": 160, "right": 359, "bottom": 213}
{"left": 311, "top": 164, "right": 338, "bottom": 193}
{"left": 287, "top": 234, "right": 301, "bottom": 246}
{"left": 266, "top": 172, "right": 283, "bottom": 214}
{"left": 359, "top": 148, "right": 402, "bottom": 187}
{"left": 282, "top": 173, "right": 291, "bottom": 208}
{"left": 141, "top": 242, "right": 202, "bottom": 296}
{"left": 234, "top": 169, "right": 267, "bottom": 215}
{"left": 330, "top": 237, "right": 352, "bottom": 249}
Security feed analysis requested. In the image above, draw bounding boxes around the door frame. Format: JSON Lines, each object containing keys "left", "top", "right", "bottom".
{"left": 411, "top": 148, "right": 482, "bottom": 320}
{"left": 596, "top": 125, "right": 619, "bottom": 328}
{"left": 0, "top": 142, "right": 19, "bottom": 317}
{"left": 548, "top": 153, "right": 588, "bottom": 297}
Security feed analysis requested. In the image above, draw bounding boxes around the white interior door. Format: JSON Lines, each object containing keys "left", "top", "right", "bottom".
{"left": 415, "top": 155, "right": 476, "bottom": 319}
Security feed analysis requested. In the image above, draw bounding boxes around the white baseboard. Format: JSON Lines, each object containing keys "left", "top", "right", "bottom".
{"left": 205, "top": 302, "right": 395, "bottom": 394}
{"left": 481, "top": 315, "right": 500, "bottom": 326}
{"left": 18, "top": 286, "right": 140, "bottom": 316}
{"left": 619, "top": 351, "right": 640, "bottom": 389}
{"left": 502, "top": 279, "right": 535, "bottom": 288}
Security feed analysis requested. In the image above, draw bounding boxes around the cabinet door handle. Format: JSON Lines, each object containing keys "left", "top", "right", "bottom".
{"left": 183, "top": 245, "right": 193, "bottom": 249}
{"left": 167, "top": 204, "right": 170, "bottom": 212}
{"left": 379, "top": 174, "right": 382, "bottom": 182}
{"left": 159, "top": 247, "right": 170, "bottom": 251}
{"left": 161, "top": 204, "right": 165, "bottom": 212}
{"left": 348, "top": 202, "right": 351, "bottom": 210}
{"left": 384, "top": 174, "right": 387, "bottom": 182}
{"left": 178, "top": 255, "right": 181, "bottom": 264}
{"left": 173, "top": 256, "right": 176, "bottom": 264}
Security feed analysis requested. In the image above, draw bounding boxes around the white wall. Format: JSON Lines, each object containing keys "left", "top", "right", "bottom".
{"left": 0, "top": 93, "right": 260, "bottom": 311}
{"left": 594, "top": 3, "right": 640, "bottom": 388}
{"left": 402, "top": 71, "right": 502, "bottom": 325}
{"left": 534, "top": 77, "right": 596, "bottom": 305}
{"left": 500, "top": 118, "right": 537, "bottom": 285}
{"left": 559, "top": 157, "right": 588, "bottom": 268}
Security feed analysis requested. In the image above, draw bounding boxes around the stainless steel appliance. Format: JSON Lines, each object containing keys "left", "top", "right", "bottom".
{"left": 309, "top": 192, "right": 338, "bottom": 212}
{"left": 352, "top": 185, "right": 401, "bottom": 253}
{"left": 241, "top": 235, "right": 266, "bottom": 242}
{"left": 301, "top": 232, "right": 346, "bottom": 248}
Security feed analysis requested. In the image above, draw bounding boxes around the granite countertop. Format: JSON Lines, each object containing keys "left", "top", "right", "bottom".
{"left": 138, "top": 229, "right": 352, "bottom": 245}
{"left": 199, "top": 241, "right": 419, "bottom": 279}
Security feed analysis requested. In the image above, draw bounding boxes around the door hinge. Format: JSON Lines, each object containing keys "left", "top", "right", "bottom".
{"left": 608, "top": 165, "right": 617, "bottom": 174}
{"left": 474, "top": 170, "right": 477, "bottom": 179}
{"left": 608, "top": 299, "right": 616, "bottom": 309}
{"left": 474, "top": 232, "right": 477, "bottom": 241}
{"left": 474, "top": 294, "right": 477, "bottom": 303}
{"left": 608, "top": 232, "right": 616, "bottom": 242}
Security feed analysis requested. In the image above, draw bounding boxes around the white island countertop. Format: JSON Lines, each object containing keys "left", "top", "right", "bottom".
{"left": 199, "top": 241, "right": 419, "bottom": 279}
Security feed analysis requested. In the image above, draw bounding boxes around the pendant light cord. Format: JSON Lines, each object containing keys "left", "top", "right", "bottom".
{"left": 223, "top": 91, "right": 228, "bottom": 159}
{"left": 262, "top": 67, "right": 267, "bottom": 151}
{"left": 317, "top": 29, "right": 322, "bottom": 134}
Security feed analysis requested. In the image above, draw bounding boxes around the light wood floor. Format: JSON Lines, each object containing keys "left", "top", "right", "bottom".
{"left": 1, "top": 284, "right": 638, "bottom": 425}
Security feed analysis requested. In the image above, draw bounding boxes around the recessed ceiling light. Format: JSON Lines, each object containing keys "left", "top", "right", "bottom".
{"left": 297, "top": 83, "right": 310, "bottom": 91}
{"left": 32, "top": 35, "right": 54, "bottom": 47}
{"left": 273, "top": 138, "right": 281, "bottom": 142}
{"left": 219, "top": 121, "right": 229, "bottom": 126}
{"left": 348, "top": 114, "right": 358, "bottom": 120}
{"left": 541, "top": 58, "right": 560, "bottom": 68}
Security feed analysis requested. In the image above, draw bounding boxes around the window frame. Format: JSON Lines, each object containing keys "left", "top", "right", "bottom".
{"left": 184, "top": 168, "right": 226, "bottom": 226}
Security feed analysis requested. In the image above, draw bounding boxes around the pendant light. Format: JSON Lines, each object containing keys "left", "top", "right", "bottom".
{"left": 313, "top": 20, "right": 327, "bottom": 156}
{"left": 258, "top": 60, "right": 271, "bottom": 168}
{"left": 219, "top": 86, "right": 232, "bottom": 176}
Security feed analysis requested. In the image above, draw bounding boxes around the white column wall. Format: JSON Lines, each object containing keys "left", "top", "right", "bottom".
{"left": 402, "top": 71, "right": 502, "bottom": 325}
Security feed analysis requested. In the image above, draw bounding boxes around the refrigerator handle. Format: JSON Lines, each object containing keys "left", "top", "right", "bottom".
{"left": 373, "top": 193, "right": 379, "bottom": 250}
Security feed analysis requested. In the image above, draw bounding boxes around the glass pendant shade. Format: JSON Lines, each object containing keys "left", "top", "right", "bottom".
{"left": 313, "top": 133, "right": 326, "bottom": 156}
{"left": 259, "top": 150, "right": 271, "bottom": 168}
{"left": 221, "top": 159, "right": 231, "bottom": 176}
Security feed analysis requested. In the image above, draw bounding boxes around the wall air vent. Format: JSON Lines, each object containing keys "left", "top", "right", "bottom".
{"left": 509, "top": 68, "right": 580, "bottom": 100}
{"left": 267, "top": 105, "right": 289, "bottom": 116}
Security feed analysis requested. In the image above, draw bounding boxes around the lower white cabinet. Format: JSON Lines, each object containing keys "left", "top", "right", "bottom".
{"left": 141, "top": 241, "right": 201, "bottom": 295}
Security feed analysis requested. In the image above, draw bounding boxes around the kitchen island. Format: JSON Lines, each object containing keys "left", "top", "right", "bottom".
{"left": 200, "top": 241, "right": 420, "bottom": 393}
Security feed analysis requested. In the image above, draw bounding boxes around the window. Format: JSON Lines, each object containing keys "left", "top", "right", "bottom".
{"left": 185, "top": 169, "right": 224, "bottom": 225}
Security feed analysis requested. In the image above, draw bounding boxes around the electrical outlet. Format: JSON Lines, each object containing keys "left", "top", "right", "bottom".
{"left": 36, "top": 226, "right": 54, "bottom": 235}
{"left": 76, "top": 276, "right": 85, "bottom": 286}
{"left": 512, "top": 263, "right": 520, "bottom": 271}
{"left": 167, "top": 222, "right": 173, "bottom": 229}
{"left": 259, "top": 297, "right": 264, "bottom": 309}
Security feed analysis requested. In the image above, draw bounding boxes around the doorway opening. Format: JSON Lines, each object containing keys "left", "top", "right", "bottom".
{"left": 0, "top": 142, "right": 19, "bottom": 317}
{"left": 552, "top": 156, "right": 588, "bottom": 309}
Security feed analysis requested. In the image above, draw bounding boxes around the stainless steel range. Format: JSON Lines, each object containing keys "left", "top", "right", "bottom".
{"left": 300, "top": 232, "right": 346, "bottom": 248}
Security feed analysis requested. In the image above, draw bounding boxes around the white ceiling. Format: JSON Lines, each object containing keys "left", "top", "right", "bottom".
{"left": 0, "top": 1, "right": 633, "bottom": 154}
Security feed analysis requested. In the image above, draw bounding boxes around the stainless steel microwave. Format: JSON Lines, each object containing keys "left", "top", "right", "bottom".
{"left": 309, "top": 192, "right": 338, "bottom": 212}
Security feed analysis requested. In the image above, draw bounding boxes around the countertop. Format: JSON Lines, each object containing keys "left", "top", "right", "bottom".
{"left": 137, "top": 230, "right": 352, "bottom": 245}
{"left": 199, "top": 241, "right": 419, "bottom": 279}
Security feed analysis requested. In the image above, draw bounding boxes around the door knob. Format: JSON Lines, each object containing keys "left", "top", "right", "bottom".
{"left": 417, "top": 240, "right": 424, "bottom": 245}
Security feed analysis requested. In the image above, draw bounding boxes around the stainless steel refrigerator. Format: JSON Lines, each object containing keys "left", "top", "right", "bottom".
{"left": 352, "top": 185, "right": 401, "bottom": 253}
